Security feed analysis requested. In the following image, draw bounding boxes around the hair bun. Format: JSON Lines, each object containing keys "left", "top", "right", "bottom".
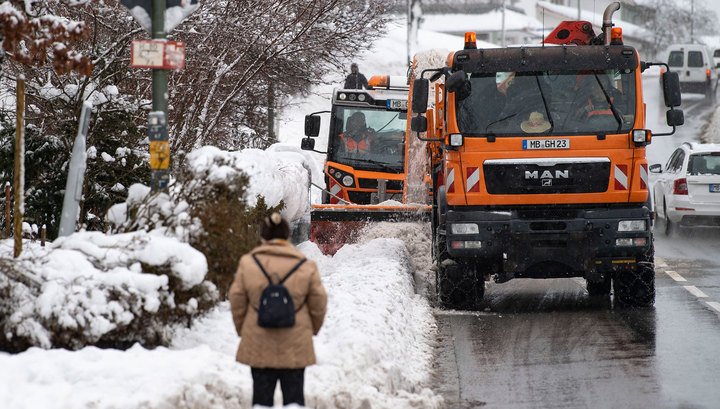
{"left": 270, "top": 212, "right": 282, "bottom": 225}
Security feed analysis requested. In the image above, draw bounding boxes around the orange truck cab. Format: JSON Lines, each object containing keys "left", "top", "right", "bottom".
{"left": 409, "top": 2, "right": 684, "bottom": 309}
{"left": 302, "top": 75, "right": 409, "bottom": 205}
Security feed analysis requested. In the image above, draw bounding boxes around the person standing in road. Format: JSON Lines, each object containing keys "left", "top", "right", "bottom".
{"left": 229, "top": 212, "right": 328, "bottom": 407}
{"left": 343, "top": 62, "right": 369, "bottom": 89}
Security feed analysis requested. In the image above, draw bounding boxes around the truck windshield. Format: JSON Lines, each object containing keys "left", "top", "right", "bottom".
{"left": 456, "top": 69, "right": 636, "bottom": 137}
{"left": 329, "top": 106, "right": 406, "bottom": 173}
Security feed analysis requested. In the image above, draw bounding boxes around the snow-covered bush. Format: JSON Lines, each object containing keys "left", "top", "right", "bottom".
{"left": 0, "top": 232, "right": 218, "bottom": 352}
{"left": 111, "top": 148, "right": 289, "bottom": 299}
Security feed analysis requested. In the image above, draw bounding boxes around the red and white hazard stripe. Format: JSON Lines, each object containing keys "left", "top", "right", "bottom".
{"left": 614, "top": 164, "right": 628, "bottom": 190}
{"left": 466, "top": 167, "right": 480, "bottom": 193}
{"left": 329, "top": 179, "right": 343, "bottom": 204}
{"left": 639, "top": 163, "right": 649, "bottom": 190}
{"left": 446, "top": 168, "right": 455, "bottom": 193}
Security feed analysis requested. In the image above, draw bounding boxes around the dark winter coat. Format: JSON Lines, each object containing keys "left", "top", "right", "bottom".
{"left": 229, "top": 240, "right": 327, "bottom": 369}
{"left": 344, "top": 72, "right": 369, "bottom": 90}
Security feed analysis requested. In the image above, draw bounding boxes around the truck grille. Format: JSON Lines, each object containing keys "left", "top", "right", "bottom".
{"left": 483, "top": 158, "right": 610, "bottom": 194}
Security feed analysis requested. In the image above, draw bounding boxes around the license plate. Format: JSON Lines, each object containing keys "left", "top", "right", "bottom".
{"left": 523, "top": 139, "right": 570, "bottom": 150}
{"left": 386, "top": 99, "right": 408, "bottom": 110}
{"left": 710, "top": 184, "right": 720, "bottom": 193}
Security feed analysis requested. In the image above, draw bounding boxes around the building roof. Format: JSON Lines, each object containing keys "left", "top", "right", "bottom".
{"left": 422, "top": 8, "right": 543, "bottom": 34}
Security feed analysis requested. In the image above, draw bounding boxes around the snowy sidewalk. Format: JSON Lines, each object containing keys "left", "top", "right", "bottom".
{"left": 0, "top": 238, "right": 441, "bottom": 409}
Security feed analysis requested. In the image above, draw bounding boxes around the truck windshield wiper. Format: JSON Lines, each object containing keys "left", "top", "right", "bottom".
{"left": 535, "top": 76, "right": 554, "bottom": 133}
{"left": 485, "top": 113, "right": 517, "bottom": 132}
{"left": 593, "top": 73, "right": 623, "bottom": 132}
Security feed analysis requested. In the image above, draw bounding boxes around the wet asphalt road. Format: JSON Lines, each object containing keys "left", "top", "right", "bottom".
{"left": 433, "top": 229, "right": 720, "bottom": 409}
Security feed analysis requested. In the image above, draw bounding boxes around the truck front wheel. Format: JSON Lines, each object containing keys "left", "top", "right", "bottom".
{"left": 613, "top": 245, "right": 655, "bottom": 306}
{"left": 435, "top": 232, "right": 484, "bottom": 310}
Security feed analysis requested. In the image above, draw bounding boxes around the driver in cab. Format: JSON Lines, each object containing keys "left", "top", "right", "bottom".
{"left": 340, "top": 112, "right": 374, "bottom": 154}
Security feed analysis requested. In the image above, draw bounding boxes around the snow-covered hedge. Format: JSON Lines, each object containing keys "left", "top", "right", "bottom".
{"left": 0, "top": 232, "right": 218, "bottom": 352}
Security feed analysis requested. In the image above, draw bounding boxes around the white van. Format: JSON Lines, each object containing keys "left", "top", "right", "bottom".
{"left": 665, "top": 44, "right": 718, "bottom": 100}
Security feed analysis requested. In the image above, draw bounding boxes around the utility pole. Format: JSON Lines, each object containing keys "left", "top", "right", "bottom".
{"left": 577, "top": 0, "right": 581, "bottom": 20}
{"left": 501, "top": 0, "right": 506, "bottom": 47}
{"left": 690, "top": 0, "right": 694, "bottom": 43}
{"left": 14, "top": 77, "right": 25, "bottom": 258}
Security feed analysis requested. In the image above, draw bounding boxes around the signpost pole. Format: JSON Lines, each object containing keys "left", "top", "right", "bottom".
{"left": 151, "top": 0, "right": 169, "bottom": 192}
{"left": 14, "top": 77, "right": 25, "bottom": 258}
{"left": 152, "top": 0, "right": 167, "bottom": 114}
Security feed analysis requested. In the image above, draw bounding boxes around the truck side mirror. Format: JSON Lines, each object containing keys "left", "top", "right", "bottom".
{"left": 446, "top": 70, "right": 471, "bottom": 101}
{"left": 649, "top": 164, "right": 662, "bottom": 173}
{"left": 411, "top": 115, "right": 428, "bottom": 132}
{"left": 300, "top": 137, "right": 316, "bottom": 151}
{"left": 662, "top": 71, "right": 682, "bottom": 107}
{"left": 666, "top": 109, "right": 684, "bottom": 127}
{"left": 412, "top": 79, "right": 429, "bottom": 113}
{"left": 304, "top": 114, "right": 321, "bottom": 137}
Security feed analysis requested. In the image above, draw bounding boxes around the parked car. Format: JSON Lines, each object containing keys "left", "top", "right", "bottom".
{"left": 651, "top": 142, "right": 720, "bottom": 235}
{"left": 665, "top": 44, "right": 718, "bottom": 100}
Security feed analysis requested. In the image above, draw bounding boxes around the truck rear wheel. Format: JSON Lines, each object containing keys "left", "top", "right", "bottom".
{"left": 613, "top": 244, "right": 655, "bottom": 307}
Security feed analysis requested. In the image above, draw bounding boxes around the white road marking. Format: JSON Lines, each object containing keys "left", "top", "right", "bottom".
{"left": 683, "top": 285, "right": 709, "bottom": 298}
{"left": 707, "top": 302, "right": 720, "bottom": 313}
{"left": 655, "top": 257, "right": 668, "bottom": 268}
{"left": 665, "top": 270, "right": 687, "bottom": 282}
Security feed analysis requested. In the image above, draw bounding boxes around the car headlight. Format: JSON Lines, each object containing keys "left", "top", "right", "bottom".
{"left": 450, "top": 223, "right": 479, "bottom": 234}
{"left": 342, "top": 175, "right": 354, "bottom": 187}
{"left": 618, "top": 220, "right": 646, "bottom": 232}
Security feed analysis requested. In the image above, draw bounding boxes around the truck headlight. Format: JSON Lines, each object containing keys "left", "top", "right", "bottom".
{"left": 449, "top": 133, "right": 464, "bottom": 147}
{"left": 342, "top": 175, "right": 354, "bottom": 187}
{"left": 450, "top": 223, "right": 479, "bottom": 234}
{"left": 618, "top": 220, "right": 646, "bottom": 232}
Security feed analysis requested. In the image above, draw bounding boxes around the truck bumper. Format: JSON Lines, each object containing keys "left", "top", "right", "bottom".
{"left": 444, "top": 206, "right": 652, "bottom": 279}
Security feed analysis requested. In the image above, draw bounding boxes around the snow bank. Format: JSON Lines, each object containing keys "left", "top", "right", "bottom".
{"left": 0, "top": 239, "right": 441, "bottom": 408}
{"left": 702, "top": 106, "right": 720, "bottom": 143}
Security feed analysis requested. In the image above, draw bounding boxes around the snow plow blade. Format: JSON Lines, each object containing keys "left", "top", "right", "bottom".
{"left": 311, "top": 204, "right": 431, "bottom": 255}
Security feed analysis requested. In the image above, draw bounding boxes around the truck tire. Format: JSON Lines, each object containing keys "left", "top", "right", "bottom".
{"left": 613, "top": 244, "right": 655, "bottom": 307}
{"left": 586, "top": 275, "right": 611, "bottom": 296}
{"left": 435, "top": 231, "right": 484, "bottom": 310}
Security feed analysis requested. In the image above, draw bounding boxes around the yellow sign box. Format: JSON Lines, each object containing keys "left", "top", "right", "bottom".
{"left": 149, "top": 140, "right": 170, "bottom": 170}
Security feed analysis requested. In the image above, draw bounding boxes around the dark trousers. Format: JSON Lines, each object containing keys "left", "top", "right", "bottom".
{"left": 251, "top": 367, "right": 305, "bottom": 407}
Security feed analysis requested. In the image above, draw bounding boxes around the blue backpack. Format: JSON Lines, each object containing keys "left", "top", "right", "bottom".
{"left": 252, "top": 255, "right": 306, "bottom": 328}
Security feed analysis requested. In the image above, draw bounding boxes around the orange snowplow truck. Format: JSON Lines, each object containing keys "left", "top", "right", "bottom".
{"left": 302, "top": 75, "right": 430, "bottom": 255}
{"left": 409, "top": 2, "right": 685, "bottom": 309}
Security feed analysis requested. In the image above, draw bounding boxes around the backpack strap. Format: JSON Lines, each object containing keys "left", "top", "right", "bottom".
{"left": 251, "top": 254, "right": 273, "bottom": 284}
{"left": 251, "top": 255, "right": 306, "bottom": 284}
{"left": 279, "top": 258, "right": 306, "bottom": 284}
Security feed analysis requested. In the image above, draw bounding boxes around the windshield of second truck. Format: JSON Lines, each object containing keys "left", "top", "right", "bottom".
{"left": 456, "top": 69, "right": 636, "bottom": 136}
{"left": 329, "top": 106, "right": 406, "bottom": 173}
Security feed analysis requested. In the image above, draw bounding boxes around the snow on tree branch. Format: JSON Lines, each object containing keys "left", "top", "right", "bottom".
{"left": 0, "top": 0, "right": 93, "bottom": 75}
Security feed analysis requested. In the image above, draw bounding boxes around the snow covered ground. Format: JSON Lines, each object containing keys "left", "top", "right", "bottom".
{"left": 0, "top": 239, "right": 440, "bottom": 409}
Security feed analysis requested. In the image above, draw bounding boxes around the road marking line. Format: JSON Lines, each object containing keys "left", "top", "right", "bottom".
{"left": 683, "top": 285, "right": 709, "bottom": 298}
{"left": 707, "top": 302, "right": 720, "bottom": 313}
{"left": 655, "top": 257, "right": 668, "bottom": 268}
{"left": 665, "top": 270, "right": 687, "bottom": 281}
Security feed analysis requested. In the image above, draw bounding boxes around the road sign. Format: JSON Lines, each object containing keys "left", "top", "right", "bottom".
{"left": 149, "top": 140, "right": 170, "bottom": 169}
{"left": 131, "top": 40, "right": 185, "bottom": 69}
{"left": 121, "top": 0, "right": 200, "bottom": 33}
